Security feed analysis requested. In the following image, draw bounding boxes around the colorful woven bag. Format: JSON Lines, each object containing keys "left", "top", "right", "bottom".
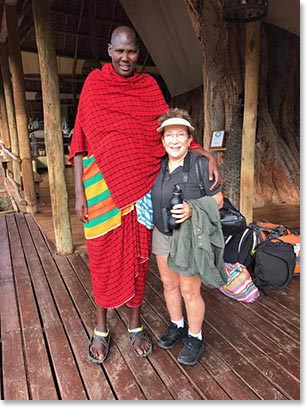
{"left": 218, "top": 262, "right": 260, "bottom": 303}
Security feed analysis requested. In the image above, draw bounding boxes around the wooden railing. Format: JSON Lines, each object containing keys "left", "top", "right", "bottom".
{"left": 0, "top": 141, "right": 22, "bottom": 163}
{"left": 0, "top": 142, "right": 26, "bottom": 210}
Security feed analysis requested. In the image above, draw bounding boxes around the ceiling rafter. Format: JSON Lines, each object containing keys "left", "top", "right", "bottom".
{"left": 0, "top": 0, "right": 162, "bottom": 122}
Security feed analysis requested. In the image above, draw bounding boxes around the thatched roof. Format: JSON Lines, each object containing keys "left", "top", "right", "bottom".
{"left": 0, "top": 0, "right": 300, "bottom": 121}
{"left": 0, "top": 0, "right": 157, "bottom": 94}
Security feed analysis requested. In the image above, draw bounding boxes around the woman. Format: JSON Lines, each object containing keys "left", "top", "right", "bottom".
{"left": 151, "top": 108, "right": 227, "bottom": 366}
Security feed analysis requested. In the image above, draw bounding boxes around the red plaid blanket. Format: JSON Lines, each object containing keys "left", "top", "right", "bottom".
{"left": 70, "top": 63, "right": 169, "bottom": 209}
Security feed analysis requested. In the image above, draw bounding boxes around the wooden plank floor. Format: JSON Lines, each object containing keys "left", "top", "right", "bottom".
{"left": 34, "top": 167, "right": 87, "bottom": 252}
{"left": 0, "top": 212, "right": 300, "bottom": 400}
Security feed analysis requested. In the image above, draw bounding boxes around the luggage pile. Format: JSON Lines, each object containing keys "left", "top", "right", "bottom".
{"left": 223, "top": 220, "right": 300, "bottom": 295}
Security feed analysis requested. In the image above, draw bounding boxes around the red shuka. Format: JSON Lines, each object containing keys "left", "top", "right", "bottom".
{"left": 70, "top": 63, "right": 169, "bottom": 209}
{"left": 69, "top": 64, "right": 202, "bottom": 308}
{"left": 69, "top": 64, "right": 168, "bottom": 308}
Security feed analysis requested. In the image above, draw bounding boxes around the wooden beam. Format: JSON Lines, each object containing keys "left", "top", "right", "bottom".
{"left": 4, "top": 0, "right": 17, "bottom": 6}
{"left": 71, "top": 0, "right": 85, "bottom": 117}
{"left": 90, "top": 0, "right": 99, "bottom": 60}
{"left": 240, "top": 21, "right": 261, "bottom": 223}
{"left": 2, "top": 0, "right": 32, "bottom": 44}
{"left": 0, "top": 142, "right": 21, "bottom": 162}
{"left": 0, "top": 44, "right": 21, "bottom": 186}
{"left": 52, "top": 28, "right": 108, "bottom": 42}
{"left": 0, "top": 3, "right": 8, "bottom": 44}
{"left": 32, "top": 0, "right": 74, "bottom": 255}
{"left": 0, "top": 70, "right": 11, "bottom": 149}
{"left": 48, "top": 8, "right": 123, "bottom": 27}
{"left": 6, "top": 2, "right": 37, "bottom": 214}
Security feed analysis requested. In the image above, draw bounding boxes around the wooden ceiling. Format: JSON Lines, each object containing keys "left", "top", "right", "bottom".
{"left": 0, "top": 0, "right": 300, "bottom": 121}
{"left": 18, "top": 0, "right": 154, "bottom": 65}
{"left": 0, "top": 0, "right": 158, "bottom": 117}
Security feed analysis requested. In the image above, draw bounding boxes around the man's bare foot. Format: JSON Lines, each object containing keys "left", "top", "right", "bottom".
{"left": 88, "top": 329, "right": 111, "bottom": 363}
{"left": 128, "top": 326, "right": 152, "bottom": 357}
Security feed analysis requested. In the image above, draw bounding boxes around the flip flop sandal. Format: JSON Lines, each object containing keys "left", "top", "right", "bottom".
{"left": 88, "top": 327, "right": 111, "bottom": 364}
{"left": 128, "top": 326, "right": 152, "bottom": 358}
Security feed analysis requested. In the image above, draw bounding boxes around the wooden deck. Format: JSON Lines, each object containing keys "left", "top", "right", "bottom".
{"left": 34, "top": 167, "right": 86, "bottom": 252}
{"left": 0, "top": 211, "right": 300, "bottom": 400}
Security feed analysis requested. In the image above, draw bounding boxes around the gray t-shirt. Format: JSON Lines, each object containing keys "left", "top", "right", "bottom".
{"left": 152, "top": 151, "right": 222, "bottom": 234}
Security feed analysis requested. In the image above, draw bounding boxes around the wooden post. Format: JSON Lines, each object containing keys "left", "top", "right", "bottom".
{"left": 240, "top": 21, "right": 260, "bottom": 223}
{"left": 0, "top": 43, "right": 21, "bottom": 185}
{"left": 32, "top": 0, "right": 74, "bottom": 255}
{"left": 0, "top": 70, "right": 10, "bottom": 148}
{"left": 5, "top": 2, "right": 37, "bottom": 214}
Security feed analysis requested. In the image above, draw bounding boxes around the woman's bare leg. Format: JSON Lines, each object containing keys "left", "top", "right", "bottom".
{"left": 179, "top": 275, "right": 205, "bottom": 335}
{"left": 156, "top": 254, "right": 183, "bottom": 321}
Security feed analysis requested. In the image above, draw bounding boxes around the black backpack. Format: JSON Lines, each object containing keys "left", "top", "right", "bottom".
{"left": 195, "top": 156, "right": 246, "bottom": 236}
{"left": 252, "top": 238, "right": 296, "bottom": 294}
{"left": 223, "top": 227, "right": 258, "bottom": 270}
{"left": 224, "top": 227, "right": 296, "bottom": 294}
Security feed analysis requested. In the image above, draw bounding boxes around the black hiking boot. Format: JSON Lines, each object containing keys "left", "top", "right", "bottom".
{"left": 158, "top": 322, "right": 188, "bottom": 349}
{"left": 177, "top": 335, "right": 205, "bottom": 366}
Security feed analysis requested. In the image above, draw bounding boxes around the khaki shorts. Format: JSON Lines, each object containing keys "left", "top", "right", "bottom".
{"left": 152, "top": 226, "right": 171, "bottom": 255}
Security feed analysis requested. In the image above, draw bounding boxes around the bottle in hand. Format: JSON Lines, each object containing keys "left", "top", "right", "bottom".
{"left": 168, "top": 184, "right": 183, "bottom": 230}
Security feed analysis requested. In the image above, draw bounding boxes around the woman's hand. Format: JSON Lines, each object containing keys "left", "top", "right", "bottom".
{"left": 170, "top": 202, "right": 193, "bottom": 224}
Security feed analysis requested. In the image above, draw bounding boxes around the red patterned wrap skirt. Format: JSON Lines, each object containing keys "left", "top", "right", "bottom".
{"left": 86, "top": 209, "right": 152, "bottom": 309}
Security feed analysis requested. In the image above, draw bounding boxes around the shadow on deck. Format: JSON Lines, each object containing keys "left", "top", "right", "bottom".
{"left": 0, "top": 213, "right": 300, "bottom": 400}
